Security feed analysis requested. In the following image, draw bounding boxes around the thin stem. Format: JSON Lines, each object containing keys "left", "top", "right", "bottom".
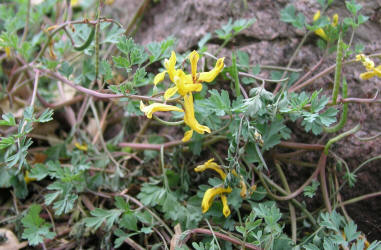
{"left": 247, "top": 153, "right": 327, "bottom": 201}
{"left": 21, "top": 0, "right": 31, "bottom": 43}
{"left": 289, "top": 53, "right": 381, "bottom": 92}
{"left": 232, "top": 51, "right": 241, "bottom": 97}
{"left": 181, "top": 228, "right": 261, "bottom": 250}
{"left": 274, "top": 162, "right": 296, "bottom": 243}
{"left": 324, "top": 78, "right": 348, "bottom": 133}
{"left": 319, "top": 162, "right": 332, "bottom": 213}
{"left": 94, "top": 0, "right": 101, "bottom": 85}
{"left": 324, "top": 124, "right": 361, "bottom": 154}
{"left": 238, "top": 72, "right": 288, "bottom": 83}
{"left": 152, "top": 115, "right": 184, "bottom": 126}
{"left": 205, "top": 219, "right": 222, "bottom": 250}
{"left": 331, "top": 33, "right": 343, "bottom": 105}
{"left": 274, "top": 31, "right": 311, "bottom": 93}
{"left": 30, "top": 70, "right": 40, "bottom": 107}
{"left": 160, "top": 146, "right": 169, "bottom": 191}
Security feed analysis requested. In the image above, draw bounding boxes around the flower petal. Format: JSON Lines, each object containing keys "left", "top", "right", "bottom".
{"left": 154, "top": 71, "right": 166, "bottom": 85}
{"left": 313, "top": 10, "right": 321, "bottom": 22}
{"left": 201, "top": 187, "right": 232, "bottom": 214}
{"left": 183, "top": 93, "right": 211, "bottom": 134}
{"left": 189, "top": 50, "right": 199, "bottom": 80}
{"left": 140, "top": 101, "right": 183, "bottom": 119}
{"left": 194, "top": 158, "right": 226, "bottom": 180}
{"left": 164, "top": 51, "right": 177, "bottom": 82}
{"left": 314, "top": 29, "right": 328, "bottom": 41}
{"left": 182, "top": 130, "right": 193, "bottom": 142}
{"left": 198, "top": 57, "right": 225, "bottom": 83}
{"left": 164, "top": 86, "right": 178, "bottom": 100}
{"left": 359, "top": 71, "right": 375, "bottom": 80}
{"left": 221, "top": 195, "right": 231, "bottom": 217}
{"left": 332, "top": 14, "right": 339, "bottom": 27}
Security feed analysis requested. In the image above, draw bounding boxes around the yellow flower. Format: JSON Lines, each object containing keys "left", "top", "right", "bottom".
{"left": 356, "top": 54, "right": 381, "bottom": 80}
{"left": 154, "top": 50, "right": 224, "bottom": 89}
{"left": 194, "top": 158, "right": 226, "bottom": 180}
{"left": 221, "top": 195, "right": 231, "bottom": 217}
{"left": 164, "top": 70, "right": 202, "bottom": 100}
{"left": 183, "top": 93, "right": 210, "bottom": 140}
{"left": 249, "top": 184, "right": 257, "bottom": 195}
{"left": 332, "top": 14, "right": 339, "bottom": 27}
{"left": 185, "top": 51, "right": 225, "bottom": 84}
{"left": 153, "top": 51, "right": 177, "bottom": 85}
{"left": 240, "top": 178, "right": 247, "bottom": 198}
{"left": 182, "top": 130, "right": 193, "bottom": 142}
{"left": 74, "top": 142, "right": 88, "bottom": 151}
{"left": 24, "top": 171, "right": 36, "bottom": 184}
{"left": 140, "top": 101, "right": 183, "bottom": 119}
{"left": 313, "top": 11, "right": 339, "bottom": 41}
{"left": 201, "top": 186, "right": 232, "bottom": 214}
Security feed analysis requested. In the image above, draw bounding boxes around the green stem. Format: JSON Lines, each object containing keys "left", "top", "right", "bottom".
{"left": 274, "top": 162, "right": 297, "bottom": 243}
{"left": 332, "top": 33, "right": 343, "bottom": 105}
{"left": 231, "top": 51, "right": 241, "bottom": 97}
{"left": 73, "top": 26, "right": 95, "bottom": 51}
{"left": 152, "top": 115, "right": 184, "bottom": 126}
{"left": 244, "top": 159, "right": 318, "bottom": 227}
{"left": 324, "top": 78, "right": 348, "bottom": 133}
{"left": 94, "top": 0, "right": 101, "bottom": 83}
{"left": 324, "top": 124, "right": 361, "bottom": 154}
{"left": 160, "top": 146, "right": 169, "bottom": 191}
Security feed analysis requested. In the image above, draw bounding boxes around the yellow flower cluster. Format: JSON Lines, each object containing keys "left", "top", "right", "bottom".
{"left": 140, "top": 51, "right": 225, "bottom": 142}
{"left": 194, "top": 159, "right": 232, "bottom": 217}
{"left": 313, "top": 11, "right": 339, "bottom": 41}
{"left": 356, "top": 54, "right": 381, "bottom": 80}
{"left": 194, "top": 159, "right": 254, "bottom": 217}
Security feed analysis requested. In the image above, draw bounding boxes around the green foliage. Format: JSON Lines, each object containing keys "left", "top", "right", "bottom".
{"left": 21, "top": 204, "right": 56, "bottom": 246}
{"left": 215, "top": 18, "right": 256, "bottom": 41}
{"left": 304, "top": 180, "right": 320, "bottom": 198}
{"left": 280, "top": 5, "right": 306, "bottom": 29}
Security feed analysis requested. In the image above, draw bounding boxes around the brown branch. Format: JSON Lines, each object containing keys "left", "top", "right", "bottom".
{"left": 278, "top": 141, "right": 325, "bottom": 150}
{"left": 181, "top": 228, "right": 261, "bottom": 250}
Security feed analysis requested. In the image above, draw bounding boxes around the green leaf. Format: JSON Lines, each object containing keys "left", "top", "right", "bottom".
{"left": 37, "top": 109, "right": 54, "bottom": 123}
{"left": 100, "top": 60, "right": 113, "bottom": 81}
{"left": 113, "top": 56, "right": 131, "bottom": 69}
{"left": 319, "top": 107, "right": 338, "bottom": 126}
{"left": 115, "top": 196, "right": 130, "bottom": 211}
{"left": 280, "top": 5, "right": 296, "bottom": 23}
{"left": 0, "top": 113, "right": 16, "bottom": 126}
{"left": 0, "top": 136, "right": 15, "bottom": 150}
{"left": 84, "top": 208, "right": 122, "bottom": 230}
{"left": 344, "top": 220, "right": 360, "bottom": 242}
{"left": 357, "top": 15, "right": 369, "bottom": 25}
{"left": 345, "top": 0, "right": 362, "bottom": 15}
{"left": 58, "top": 62, "right": 73, "bottom": 78}
{"left": 197, "top": 89, "right": 231, "bottom": 116}
{"left": 21, "top": 204, "right": 56, "bottom": 246}
{"left": 303, "top": 180, "right": 320, "bottom": 198}
{"left": 29, "top": 163, "right": 49, "bottom": 180}
{"left": 119, "top": 213, "right": 138, "bottom": 231}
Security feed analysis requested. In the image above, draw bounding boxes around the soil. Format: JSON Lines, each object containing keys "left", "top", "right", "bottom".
{"left": 110, "top": 0, "right": 381, "bottom": 241}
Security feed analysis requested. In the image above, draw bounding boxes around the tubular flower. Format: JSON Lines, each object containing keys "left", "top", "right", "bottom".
{"left": 221, "top": 195, "right": 231, "bottom": 217}
{"left": 185, "top": 51, "right": 225, "bottom": 84}
{"left": 164, "top": 70, "right": 203, "bottom": 100}
{"left": 24, "top": 171, "right": 36, "bottom": 184}
{"left": 140, "top": 101, "right": 183, "bottom": 119}
{"left": 153, "top": 51, "right": 177, "bottom": 85}
{"left": 183, "top": 93, "right": 210, "bottom": 140}
{"left": 201, "top": 186, "right": 232, "bottom": 214}
{"left": 240, "top": 177, "right": 247, "bottom": 198}
{"left": 194, "top": 158, "right": 227, "bottom": 180}
{"left": 313, "top": 11, "right": 339, "bottom": 41}
{"left": 356, "top": 54, "right": 381, "bottom": 80}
